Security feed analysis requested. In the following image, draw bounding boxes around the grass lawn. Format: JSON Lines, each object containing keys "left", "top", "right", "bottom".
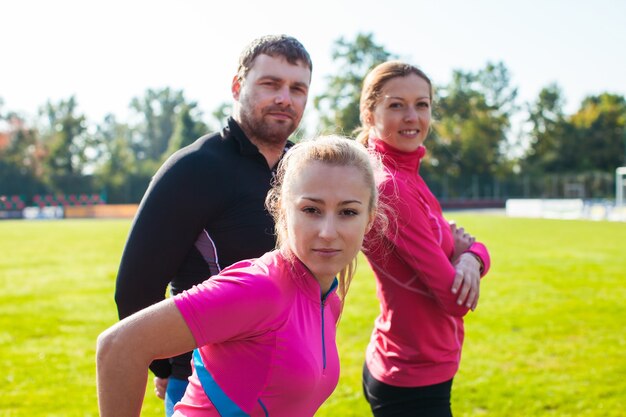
{"left": 1, "top": 214, "right": 624, "bottom": 416}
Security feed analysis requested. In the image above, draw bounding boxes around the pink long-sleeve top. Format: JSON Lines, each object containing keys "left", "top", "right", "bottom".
{"left": 363, "top": 138, "right": 491, "bottom": 388}
{"left": 172, "top": 249, "right": 341, "bottom": 417}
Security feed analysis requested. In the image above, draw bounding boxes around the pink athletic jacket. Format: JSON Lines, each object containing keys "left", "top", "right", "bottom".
{"left": 363, "top": 138, "right": 491, "bottom": 388}
{"left": 172, "top": 249, "right": 341, "bottom": 417}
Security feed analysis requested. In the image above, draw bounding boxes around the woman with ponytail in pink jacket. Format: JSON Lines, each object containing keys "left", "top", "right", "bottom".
{"left": 357, "top": 61, "right": 491, "bottom": 417}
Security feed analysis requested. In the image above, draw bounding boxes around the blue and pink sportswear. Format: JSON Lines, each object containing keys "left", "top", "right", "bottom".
{"left": 172, "top": 249, "right": 341, "bottom": 417}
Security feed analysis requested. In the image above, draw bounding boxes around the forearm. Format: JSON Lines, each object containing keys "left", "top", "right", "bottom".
{"left": 97, "top": 299, "right": 197, "bottom": 415}
{"left": 96, "top": 329, "right": 150, "bottom": 417}
{"left": 394, "top": 228, "right": 470, "bottom": 316}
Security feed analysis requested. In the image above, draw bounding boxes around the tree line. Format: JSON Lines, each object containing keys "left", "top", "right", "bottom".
{"left": 1, "top": 33, "right": 625, "bottom": 205}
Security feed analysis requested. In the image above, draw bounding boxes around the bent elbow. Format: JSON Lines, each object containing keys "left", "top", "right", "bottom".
{"left": 96, "top": 325, "right": 127, "bottom": 371}
{"left": 96, "top": 329, "right": 115, "bottom": 367}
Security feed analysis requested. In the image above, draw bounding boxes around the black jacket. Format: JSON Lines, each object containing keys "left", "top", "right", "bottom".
{"left": 114, "top": 118, "right": 289, "bottom": 378}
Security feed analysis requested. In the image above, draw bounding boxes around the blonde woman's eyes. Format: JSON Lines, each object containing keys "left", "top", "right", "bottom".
{"left": 340, "top": 208, "right": 359, "bottom": 217}
{"left": 302, "top": 206, "right": 320, "bottom": 214}
{"left": 300, "top": 206, "right": 360, "bottom": 217}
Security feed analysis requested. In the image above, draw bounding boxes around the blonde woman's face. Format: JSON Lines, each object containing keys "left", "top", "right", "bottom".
{"left": 284, "top": 161, "right": 372, "bottom": 288}
{"left": 369, "top": 74, "right": 431, "bottom": 152}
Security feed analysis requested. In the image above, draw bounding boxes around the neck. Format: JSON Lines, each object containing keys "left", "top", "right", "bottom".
{"left": 233, "top": 114, "right": 288, "bottom": 169}
{"left": 247, "top": 137, "right": 285, "bottom": 169}
{"left": 283, "top": 247, "right": 336, "bottom": 296}
{"left": 317, "top": 275, "right": 336, "bottom": 296}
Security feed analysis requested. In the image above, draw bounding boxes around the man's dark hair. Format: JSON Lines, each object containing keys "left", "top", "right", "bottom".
{"left": 237, "top": 34, "right": 312, "bottom": 81}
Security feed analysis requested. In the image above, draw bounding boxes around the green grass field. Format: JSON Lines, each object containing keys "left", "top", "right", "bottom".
{"left": 1, "top": 214, "right": 625, "bottom": 416}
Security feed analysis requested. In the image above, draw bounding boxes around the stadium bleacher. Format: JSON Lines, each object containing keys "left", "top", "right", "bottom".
{"left": 0, "top": 195, "right": 26, "bottom": 211}
{"left": 31, "top": 193, "right": 104, "bottom": 207}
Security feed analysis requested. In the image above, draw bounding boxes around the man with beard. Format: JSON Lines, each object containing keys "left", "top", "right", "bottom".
{"left": 113, "top": 34, "right": 312, "bottom": 417}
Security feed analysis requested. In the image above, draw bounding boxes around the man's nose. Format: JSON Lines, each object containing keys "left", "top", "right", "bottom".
{"left": 274, "top": 86, "right": 292, "bottom": 106}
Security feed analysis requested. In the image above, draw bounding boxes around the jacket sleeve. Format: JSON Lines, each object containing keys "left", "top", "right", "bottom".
{"left": 464, "top": 241, "right": 491, "bottom": 277}
{"left": 114, "top": 151, "right": 215, "bottom": 377}
{"left": 173, "top": 266, "right": 282, "bottom": 345}
{"left": 381, "top": 179, "right": 470, "bottom": 317}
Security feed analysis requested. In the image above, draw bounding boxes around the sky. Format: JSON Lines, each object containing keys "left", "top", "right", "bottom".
{"left": 2, "top": 0, "right": 625, "bottom": 131}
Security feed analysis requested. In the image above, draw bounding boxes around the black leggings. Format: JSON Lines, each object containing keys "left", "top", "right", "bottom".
{"left": 362, "top": 363, "right": 453, "bottom": 417}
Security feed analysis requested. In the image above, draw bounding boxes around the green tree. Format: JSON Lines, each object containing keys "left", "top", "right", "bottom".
{"left": 0, "top": 113, "right": 45, "bottom": 196}
{"left": 165, "top": 102, "right": 209, "bottom": 158}
{"left": 39, "top": 96, "right": 93, "bottom": 193}
{"left": 524, "top": 90, "right": 626, "bottom": 173}
{"left": 426, "top": 62, "right": 518, "bottom": 198}
{"left": 129, "top": 87, "right": 187, "bottom": 161}
{"left": 314, "top": 33, "right": 394, "bottom": 135}
{"left": 211, "top": 102, "right": 231, "bottom": 127}
{"left": 523, "top": 83, "right": 569, "bottom": 173}
{"left": 568, "top": 93, "right": 626, "bottom": 171}
{"left": 91, "top": 114, "right": 142, "bottom": 203}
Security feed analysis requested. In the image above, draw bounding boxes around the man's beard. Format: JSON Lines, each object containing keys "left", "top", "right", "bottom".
{"left": 238, "top": 104, "right": 298, "bottom": 146}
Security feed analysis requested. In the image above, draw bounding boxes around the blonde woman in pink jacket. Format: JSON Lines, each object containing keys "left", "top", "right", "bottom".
{"left": 97, "top": 136, "right": 381, "bottom": 417}
{"left": 356, "top": 61, "right": 491, "bottom": 417}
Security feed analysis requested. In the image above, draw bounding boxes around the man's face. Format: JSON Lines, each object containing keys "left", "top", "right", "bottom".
{"left": 233, "top": 54, "right": 311, "bottom": 145}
